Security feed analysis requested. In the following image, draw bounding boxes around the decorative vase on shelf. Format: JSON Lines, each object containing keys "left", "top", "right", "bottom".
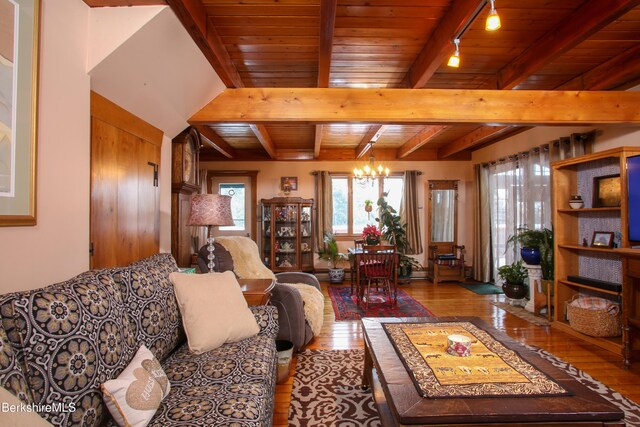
{"left": 569, "top": 195, "right": 584, "bottom": 209}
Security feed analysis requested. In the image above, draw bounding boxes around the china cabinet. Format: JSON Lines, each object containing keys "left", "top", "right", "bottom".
{"left": 261, "top": 197, "right": 314, "bottom": 272}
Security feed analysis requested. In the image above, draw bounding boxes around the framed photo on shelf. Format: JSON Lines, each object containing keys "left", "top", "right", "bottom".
{"left": 591, "top": 231, "right": 614, "bottom": 248}
{"left": 281, "top": 176, "right": 298, "bottom": 191}
{"left": 593, "top": 174, "right": 621, "bottom": 207}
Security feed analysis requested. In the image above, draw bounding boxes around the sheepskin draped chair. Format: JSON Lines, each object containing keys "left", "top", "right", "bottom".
{"left": 196, "top": 240, "right": 322, "bottom": 350}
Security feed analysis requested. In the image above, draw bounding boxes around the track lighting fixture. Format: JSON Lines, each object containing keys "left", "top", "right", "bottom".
{"left": 485, "top": 0, "right": 501, "bottom": 31}
{"left": 446, "top": 0, "right": 501, "bottom": 69}
{"left": 447, "top": 39, "right": 461, "bottom": 68}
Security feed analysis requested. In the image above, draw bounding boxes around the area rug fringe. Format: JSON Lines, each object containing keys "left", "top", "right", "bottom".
{"left": 492, "top": 301, "right": 552, "bottom": 327}
{"left": 289, "top": 349, "right": 640, "bottom": 427}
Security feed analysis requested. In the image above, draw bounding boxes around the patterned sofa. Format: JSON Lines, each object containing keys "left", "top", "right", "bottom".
{"left": 0, "top": 253, "right": 278, "bottom": 427}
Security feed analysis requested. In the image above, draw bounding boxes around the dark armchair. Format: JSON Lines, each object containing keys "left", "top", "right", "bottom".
{"left": 197, "top": 242, "right": 321, "bottom": 350}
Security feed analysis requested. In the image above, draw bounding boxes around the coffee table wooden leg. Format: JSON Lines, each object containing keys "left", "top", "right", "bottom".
{"left": 362, "top": 341, "right": 372, "bottom": 389}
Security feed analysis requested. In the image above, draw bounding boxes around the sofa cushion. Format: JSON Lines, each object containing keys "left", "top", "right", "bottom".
{"left": 0, "top": 317, "right": 32, "bottom": 404}
{"left": 197, "top": 242, "right": 234, "bottom": 273}
{"left": 8, "top": 270, "right": 137, "bottom": 427}
{"left": 102, "top": 345, "right": 170, "bottom": 427}
{"left": 169, "top": 271, "right": 259, "bottom": 354}
{"left": 148, "top": 382, "right": 273, "bottom": 427}
{"left": 112, "top": 254, "right": 183, "bottom": 362}
{"left": 163, "top": 334, "right": 277, "bottom": 390}
{"left": 0, "top": 386, "right": 54, "bottom": 427}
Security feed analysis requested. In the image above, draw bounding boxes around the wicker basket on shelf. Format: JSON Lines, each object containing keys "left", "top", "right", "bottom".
{"left": 566, "top": 295, "right": 621, "bottom": 338}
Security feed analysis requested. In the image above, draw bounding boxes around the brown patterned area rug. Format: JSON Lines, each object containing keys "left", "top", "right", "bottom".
{"left": 288, "top": 349, "right": 640, "bottom": 427}
{"left": 492, "top": 301, "right": 552, "bottom": 327}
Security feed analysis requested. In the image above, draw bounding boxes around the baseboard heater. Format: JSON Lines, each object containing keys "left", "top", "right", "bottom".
{"left": 567, "top": 275, "right": 622, "bottom": 294}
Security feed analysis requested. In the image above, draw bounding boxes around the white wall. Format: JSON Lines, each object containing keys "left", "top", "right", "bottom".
{"left": 0, "top": 0, "right": 91, "bottom": 292}
{"left": 201, "top": 159, "right": 474, "bottom": 267}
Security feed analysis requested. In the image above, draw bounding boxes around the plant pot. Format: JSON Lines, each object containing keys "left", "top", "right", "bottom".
{"left": 502, "top": 282, "right": 529, "bottom": 299}
{"left": 328, "top": 268, "right": 345, "bottom": 283}
{"left": 365, "top": 205, "right": 373, "bottom": 213}
{"left": 365, "top": 236, "right": 380, "bottom": 246}
{"left": 398, "top": 264, "right": 412, "bottom": 284}
{"left": 520, "top": 247, "right": 540, "bottom": 265}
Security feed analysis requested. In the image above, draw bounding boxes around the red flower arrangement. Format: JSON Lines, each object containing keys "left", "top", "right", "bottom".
{"left": 362, "top": 224, "right": 382, "bottom": 245}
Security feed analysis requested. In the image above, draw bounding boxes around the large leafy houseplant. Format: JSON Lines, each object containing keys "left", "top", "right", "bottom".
{"left": 375, "top": 193, "right": 422, "bottom": 278}
{"left": 506, "top": 227, "right": 554, "bottom": 280}
{"left": 497, "top": 260, "right": 529, "bottom": 299}
{"left": 317, "top": 232, "right": 347, "bottom": 269}
{"left": 317, "top": 232, "right": 348, "bottom": 283}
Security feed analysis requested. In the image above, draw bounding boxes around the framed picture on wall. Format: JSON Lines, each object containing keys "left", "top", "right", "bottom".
{"left": 593, "top": 174, "right": 621, "bottom": 208}
{"left": 281, "top": 176, "right": 298, "bottom": 191}
{"left": 0, "top": 0, "right": 40, "bottom": 226}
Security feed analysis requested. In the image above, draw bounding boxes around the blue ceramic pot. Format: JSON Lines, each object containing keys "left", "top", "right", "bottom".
{"left": 520, "top": 247, "right": 540, "bottom": 265}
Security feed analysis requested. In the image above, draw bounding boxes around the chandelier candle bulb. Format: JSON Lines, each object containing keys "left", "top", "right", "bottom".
{"left": 447, "top": 334, "right": 472, "bottom": 357}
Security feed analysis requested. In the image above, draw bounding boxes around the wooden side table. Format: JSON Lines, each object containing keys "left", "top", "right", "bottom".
{"left": 239, "top": 278, "right": 275, "bottom": 306}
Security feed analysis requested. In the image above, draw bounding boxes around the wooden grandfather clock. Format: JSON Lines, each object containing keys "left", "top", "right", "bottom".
{"left": 171, "top": 127, "right": 201, "bottom": 267}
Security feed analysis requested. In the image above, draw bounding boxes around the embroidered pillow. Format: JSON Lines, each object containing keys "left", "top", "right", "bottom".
{"left": 169, "top": 271, "right": 259, "bottom": 354}
{"left": 101, "top": 345, "right": 170, "bottom": 427}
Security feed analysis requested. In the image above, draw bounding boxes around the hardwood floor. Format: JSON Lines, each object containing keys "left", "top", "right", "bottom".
{"left": 273, "top": 280, "right": 640, "bottom": 426}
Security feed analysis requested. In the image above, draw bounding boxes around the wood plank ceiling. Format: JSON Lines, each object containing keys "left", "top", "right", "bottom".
{"left": 88, "top": 0, "right": 640, "bottom": 161}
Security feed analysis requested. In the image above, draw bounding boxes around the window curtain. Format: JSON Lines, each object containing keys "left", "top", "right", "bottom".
{"left": 487, "top": 147, "right": 551, "bottom": 284}
{"left": 400, "top": 170, "right": 423, "bottom": 254}
{"left": 314, "top": 171, "right": 333, "bottom": 252}
{"left": 473, "top": 164, "right": 491, "bottom": 282}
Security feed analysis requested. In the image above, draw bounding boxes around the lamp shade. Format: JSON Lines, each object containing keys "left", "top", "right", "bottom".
{"left": 187, "top": 194, "right": 234, "bottom": 226}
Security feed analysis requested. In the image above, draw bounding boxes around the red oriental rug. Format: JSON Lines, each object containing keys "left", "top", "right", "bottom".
{"left": 328, "top": 285, "right": 434, "bottom": 321}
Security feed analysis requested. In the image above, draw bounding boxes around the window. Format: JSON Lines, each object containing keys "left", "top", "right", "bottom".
{"left": 331, "top": 174, "right": 404, "bottom": 236}
{"left": 218, "top": 183, "right": 245, "bottom": 231}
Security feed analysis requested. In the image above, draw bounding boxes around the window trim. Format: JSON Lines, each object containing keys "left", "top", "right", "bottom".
{"left": 330, "top": 172, "right": 404, "bottom": 238}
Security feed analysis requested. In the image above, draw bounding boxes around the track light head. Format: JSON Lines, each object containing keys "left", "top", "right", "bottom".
{"left": 447, "top": 39, "right": 461, "bottom": 68}
{"left": 486, "top": 0, "right": 501, "bottom": 31}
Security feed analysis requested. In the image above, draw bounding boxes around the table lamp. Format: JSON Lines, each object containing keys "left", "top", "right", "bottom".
{"left": 187, "top": 194, "right": 234, "bottom": 272}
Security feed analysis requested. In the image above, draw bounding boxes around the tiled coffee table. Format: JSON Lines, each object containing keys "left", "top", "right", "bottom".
{"left": 362, "top": 316, "right": 625, "bottom": 426}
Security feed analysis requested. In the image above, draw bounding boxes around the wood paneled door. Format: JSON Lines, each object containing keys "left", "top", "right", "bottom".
{"left": 90, "top": 92, "right": 163, "bottom": 268}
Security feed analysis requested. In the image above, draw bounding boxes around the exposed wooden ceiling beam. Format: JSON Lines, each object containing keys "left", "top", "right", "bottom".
{"left": 355, "top": 125, "right": 389, "bottom": 159}
{"left": 190, "top": 88, "right": 640, "bottom": 125}
{"left": 438, "top": 126, "right": 523, "bottom": 158}
{"left": 250, "top": 124, "right": 277, "bottom": 159}
{"left": 405, "top": 0, "right": 482, "bottom": 89}
{"left": 397, "top": 126, "right": 448, "bottom": 158}
{"left": 314, "top": 125, "right": 323, "bottom": 158}
{"left": 166, "top": 0, "right": 244, "bottom": 88}
{"left": 194, "top": 126, "right": 235, "bottom": 159}
{"left": 83, "top": 0, "right": 165, "bottom": 5}
{"left": 498, "top": 0, "right": 640, "bottom": 90}
{"left": 439, "top": 44, "right": 640, "bottom": 158}
{"left": 558, "top": 44, "right": 640, "bottom": 91}
{"left": 318, "top": 0, "right": 337, "bottom": 88}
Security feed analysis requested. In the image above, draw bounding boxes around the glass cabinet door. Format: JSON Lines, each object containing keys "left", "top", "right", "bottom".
{"left": 261, "top": 204, "right": 272, "bottom": 267}
{"left": 300, "top": 205, "right": 313, "bottom": 269}
{"left": 274, "top": 204, "right": 298, "bottom": 269}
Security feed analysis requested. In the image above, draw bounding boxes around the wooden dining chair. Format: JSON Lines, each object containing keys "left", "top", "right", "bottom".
{"left": 358, "top": 245, "right": 397, "bottom": 309}
{"left": 350, "top": 239, "right": 365, "bottom": 294}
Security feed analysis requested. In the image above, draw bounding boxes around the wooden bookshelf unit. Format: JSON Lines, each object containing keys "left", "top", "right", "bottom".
{"left": 552, "top": 147, "right": 640, "bottom": 366}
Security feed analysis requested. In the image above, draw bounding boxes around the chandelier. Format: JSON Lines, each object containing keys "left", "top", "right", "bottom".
{"left": 353, "top": 141, "right": 390, "bottom": 185}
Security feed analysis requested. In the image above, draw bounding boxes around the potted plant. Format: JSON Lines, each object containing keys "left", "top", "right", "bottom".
{"left": 497, "top": 260, "right": 529, "bottom": 299}
{"left": 364, "top": 199, "right": 373, "bottom": 213}
{"left": 317, "top": 232, "right": 348, "bottom": 283}
{"left": 361, "top": 224, "right": 382, "bottom": 245}
{"left": 375, "top": 193, "right": 422, "bottom": 282}
{"left": 506, "top": 227, "right": 554, "bottom": 281}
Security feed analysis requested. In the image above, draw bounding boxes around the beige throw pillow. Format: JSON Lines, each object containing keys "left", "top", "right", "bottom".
{"left": 101, "top": 345, "right": 170, "bottom": 427}
{"left": 0, "top": 387, "right": 54, "bottom": 427}
{"left": 169, "top": 271, "right": 260, "bottom": 354}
